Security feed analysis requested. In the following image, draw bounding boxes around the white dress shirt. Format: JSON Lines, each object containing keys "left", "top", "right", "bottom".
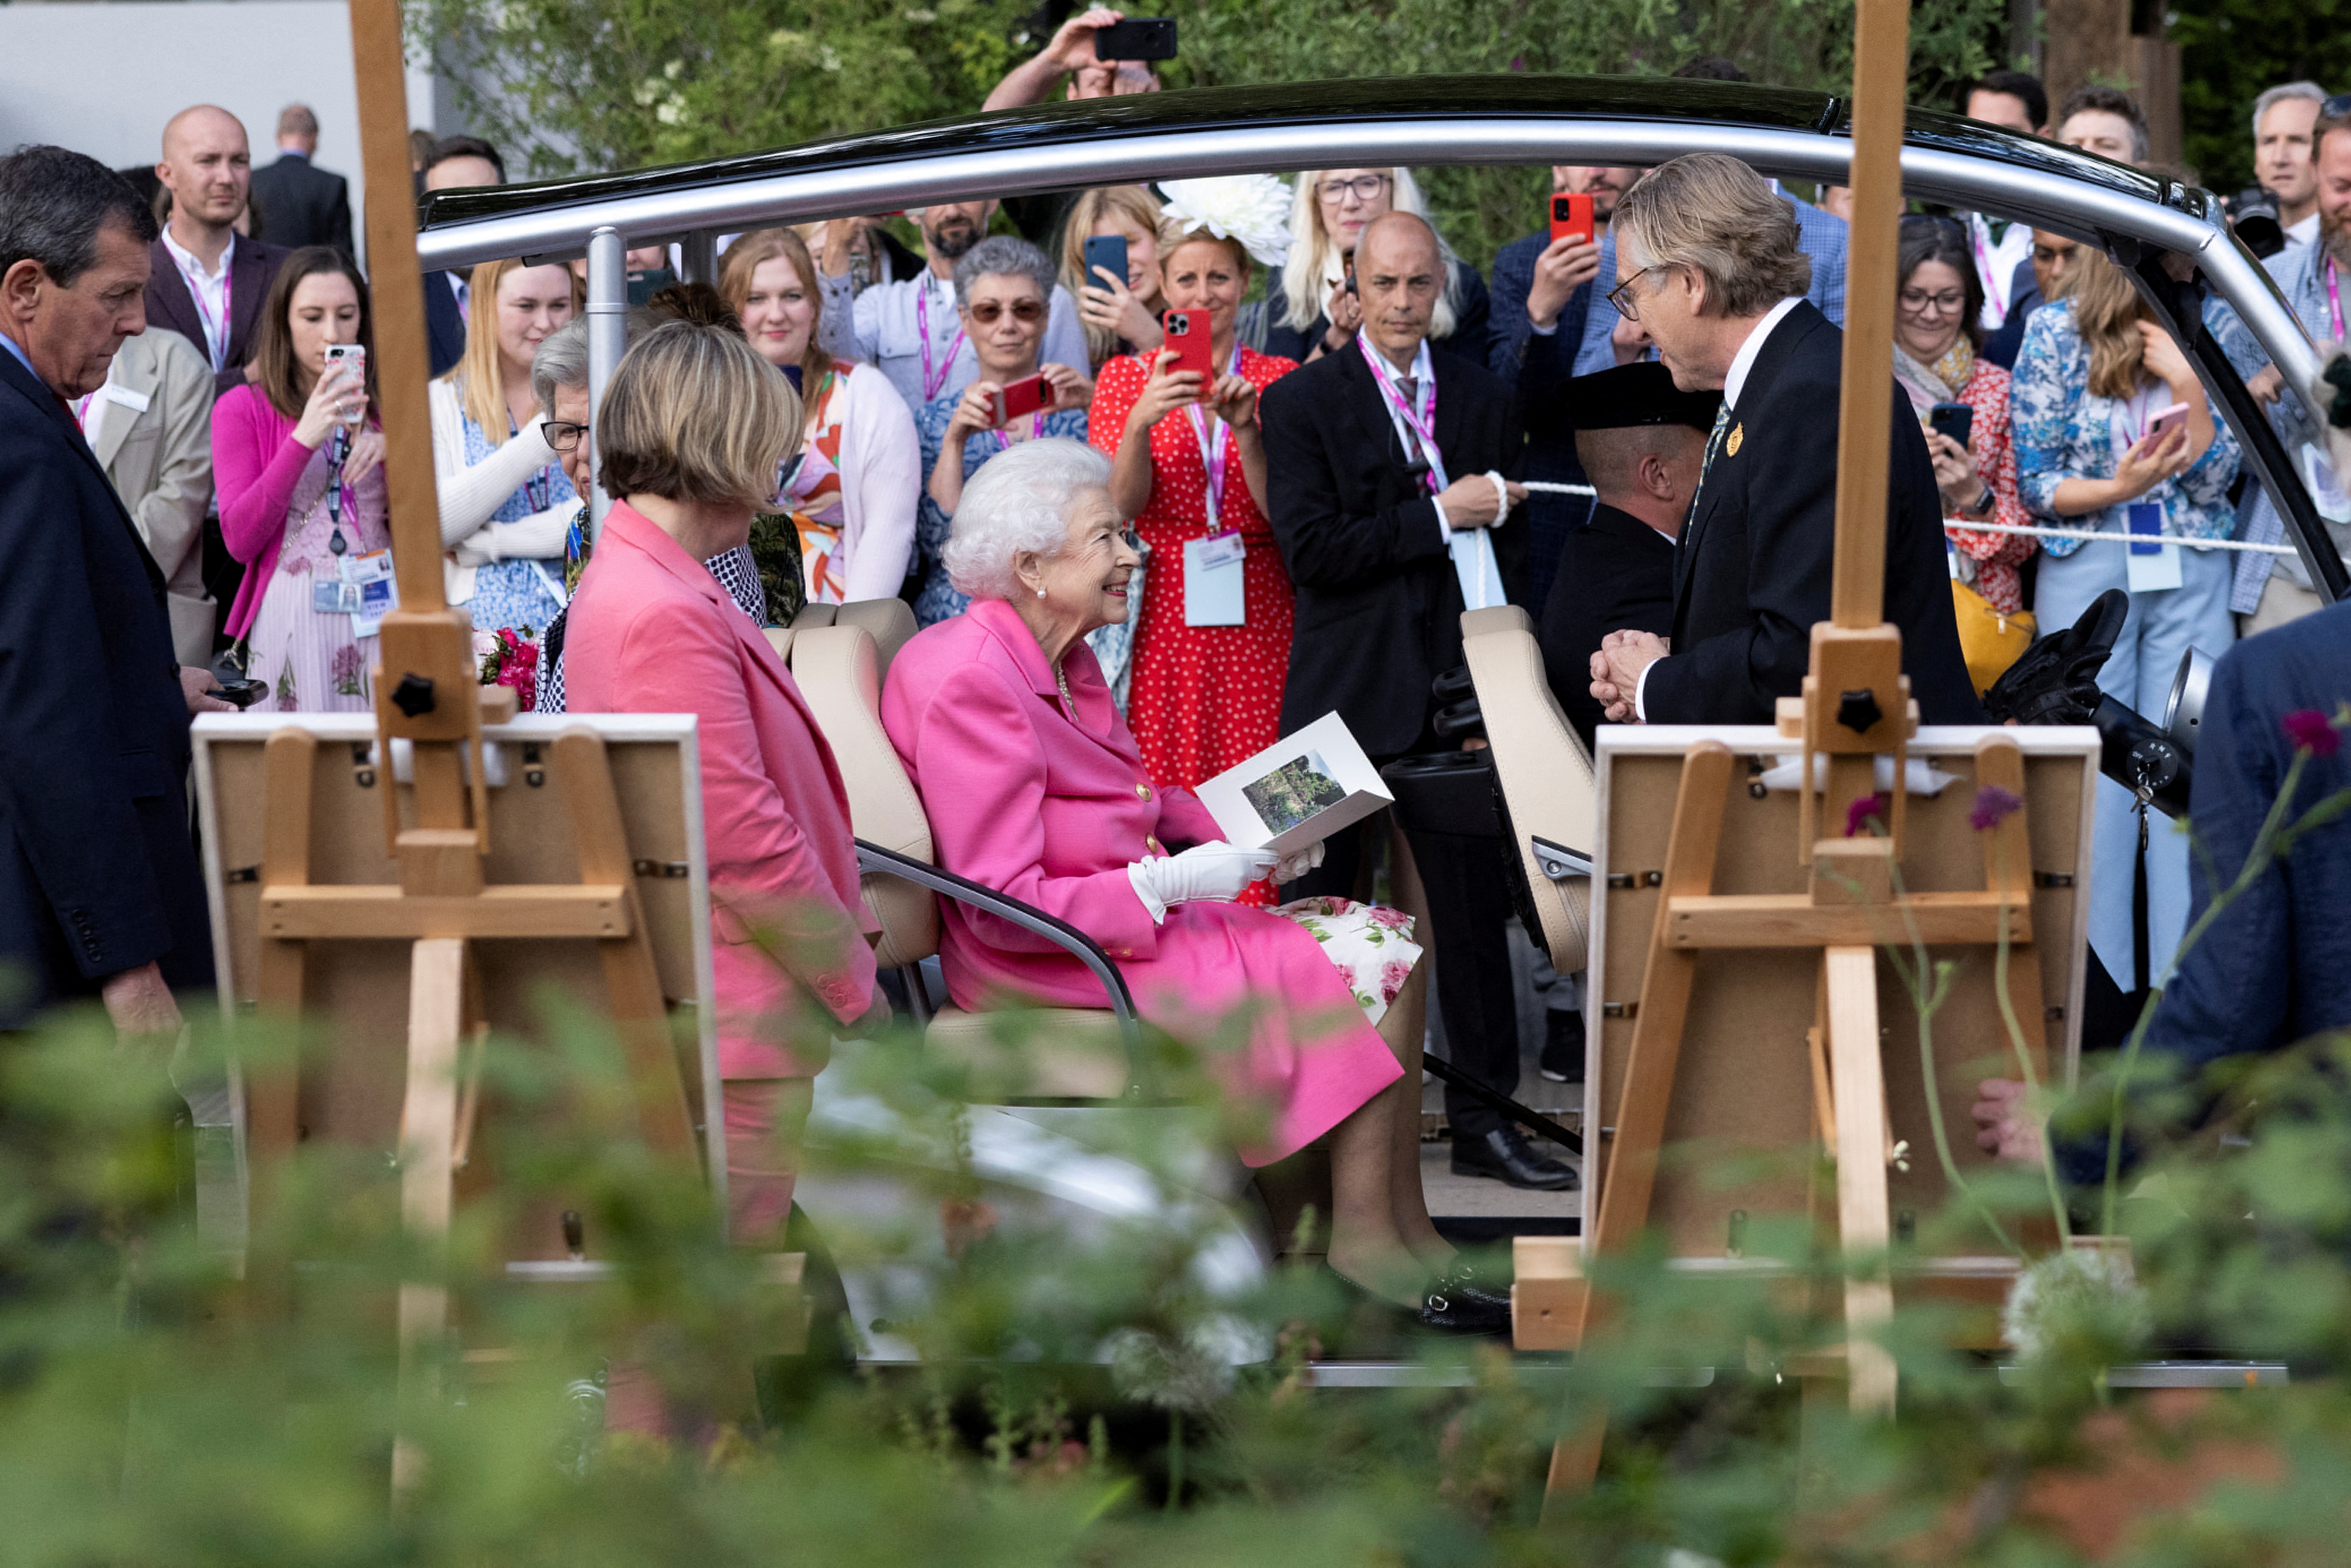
{"left": 1967, "top": 214, "right": 2035, "bottom": 331}
{"left": 1632, "top": 294, "right": 1806, "bottom": 720}
{"left": 2285, "top": 212, "right": 2321, "bottom": 253}
{"left": 160, "top": 228, "right": 235, "bottom": 373}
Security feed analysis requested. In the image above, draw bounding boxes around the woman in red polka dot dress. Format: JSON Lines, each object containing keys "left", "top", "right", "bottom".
{"left": 1091, "top": 208, "right": 1299, "bottom": 906}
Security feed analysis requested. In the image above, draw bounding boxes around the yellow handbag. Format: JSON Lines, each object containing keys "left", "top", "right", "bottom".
{"left": 1951, "top": 578, "right": 2035, "bottom": 695}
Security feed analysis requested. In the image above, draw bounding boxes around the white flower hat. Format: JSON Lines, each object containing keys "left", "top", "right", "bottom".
{"left": 1156, "top": 174, "right": 1294, "bottom": 269}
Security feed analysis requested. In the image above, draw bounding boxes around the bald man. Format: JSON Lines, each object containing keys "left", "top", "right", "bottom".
{"left": 146, "top": 105, "right": 288, "bottom": 399}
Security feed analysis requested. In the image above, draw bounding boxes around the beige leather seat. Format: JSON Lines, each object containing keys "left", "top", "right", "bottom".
{"left": 1458, "top": 605, "right": 1594, "bottom": 974}
{"left": 788, "top": 622, "right": 1141, "bottom": 1102}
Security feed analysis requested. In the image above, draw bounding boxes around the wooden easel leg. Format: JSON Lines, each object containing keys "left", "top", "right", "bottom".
{"left": 1540, "top": 1408, "right": 1609, "bottom": 1520}
{"left": 247, "top": 730, "right": 318, "bottom": 1306}
{"left": 393, "top": 936, "right": 466, "bottom": 1498}
{"left": 1823, "top": 945, "right": 1897, "bottom": 1418}
{"left": 553, "top": 730, "right": 695, "bottom": 1158}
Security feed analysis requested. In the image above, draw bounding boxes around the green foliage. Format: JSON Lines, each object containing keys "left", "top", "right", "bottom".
{"left": 2173, "top": 0, "right": 2351, "bottom": 198}
{"left": 407, "top": 0, "right": 2005, "bottom": 272}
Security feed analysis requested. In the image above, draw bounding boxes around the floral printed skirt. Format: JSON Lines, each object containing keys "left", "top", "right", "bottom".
{"left": 1272, "top": 896, "right": 1422, "bottom": 1027}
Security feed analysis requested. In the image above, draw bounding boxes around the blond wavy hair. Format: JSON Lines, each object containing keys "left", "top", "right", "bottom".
{"left": 1057, "top": 186, "right": 1181, "bottom": 366}
{"left": 1612, "top": 154, "right": 1812, "bottom": 319}
{"left": 2062, "top": 247, "right": 2155, "bottom": 401}
{"left": 1279, "top": 167, "right": 1459, "bottom": 339}
{"left": 439, "top": 256, "right": 584, "bottom": 445}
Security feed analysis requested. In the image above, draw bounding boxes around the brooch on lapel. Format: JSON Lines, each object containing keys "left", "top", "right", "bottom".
{"left": 1725, "top": 423, "right": 1745, "bottom": 457}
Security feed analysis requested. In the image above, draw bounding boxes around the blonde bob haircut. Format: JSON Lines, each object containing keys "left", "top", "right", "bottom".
{"left": 1612, "top": 154, "right": 1812, "bottom": 320}
{"left": 1058, "top": 186, "right": 1182, "bottom": 365}
{"left": 1280, "top": 167, "right": 1460, "bottom": 339}
{"left": 440, "top": 255, "right": 586, "bottom": 445}
{"left": 597, "top": 320, "right": 802, "bottom": 508}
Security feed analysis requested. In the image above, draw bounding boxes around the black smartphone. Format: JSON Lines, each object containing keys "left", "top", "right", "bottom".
{"left": 1081, "top": 233, "right": 1128, "bottom": 293}
{"left": 1093, "top": 17, "right": 1177, "bottom": 61}
{"left": 213, "top": 678, "right": 268, "bottom": 709}
{"left": 1928, "top": 401, "right": 1973, "bottom": 451}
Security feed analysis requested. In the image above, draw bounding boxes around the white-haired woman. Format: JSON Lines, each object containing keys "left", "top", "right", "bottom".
{"left": 881, "top": 438, "right": 1503, "bottom": 1333}
{"left": 1263, "top": 168, "right": 1493, "bottom": 368}
{"left": 911, "top": 235, "right": 1094, "bottom": 625}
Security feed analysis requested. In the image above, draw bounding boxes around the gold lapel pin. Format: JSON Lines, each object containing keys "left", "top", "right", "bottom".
{"left": 1726, "top": 423, "right": 1745, "bottom": 457}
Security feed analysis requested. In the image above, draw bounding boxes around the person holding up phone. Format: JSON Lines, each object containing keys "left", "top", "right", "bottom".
{"left": 1888, "top": 217, "right": 2032, "bottom": 613}
{"left": 1089, "top": 191, "right": 1300, "bottom": 880}
{"left": 981, "top": 6, "right": 1167, "bottom": 109}
{"left": 211, "top": 246, "right": 389, "bottom": 712}
{"left": 912, "top": 236, "right": 1094, "bottom": 625}
{"left": 1058, "top": 186, "right": 1176, "bottom": 369}
{"left": 2012, "top": 242, "right": 2240, "bottom": 997}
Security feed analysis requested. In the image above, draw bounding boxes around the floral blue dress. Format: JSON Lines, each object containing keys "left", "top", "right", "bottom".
{"left": 910, "top": 393, "right": 1089, "bottom": 626}
{"left": 457, "top": 406, "right": 574, "bottom": 638}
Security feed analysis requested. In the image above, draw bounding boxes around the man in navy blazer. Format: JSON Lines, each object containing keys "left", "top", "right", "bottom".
{"left": 418, "top": 136, "right": 508, "bottom": 376}
{"left": 145, "top": 105, "right": 289, "bottom": 399}
{"left": 0, "top": 146, "right": 224, "bottom": 1034}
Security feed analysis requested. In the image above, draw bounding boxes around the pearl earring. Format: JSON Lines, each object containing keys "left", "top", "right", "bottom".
{"left": 1036, "top": 587, "right": 1046, "bottom": 598}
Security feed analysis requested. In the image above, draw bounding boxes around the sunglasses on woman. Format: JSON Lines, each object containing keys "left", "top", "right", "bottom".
{"left": 966, "top": 298, "right": 1046, "bottom": 324}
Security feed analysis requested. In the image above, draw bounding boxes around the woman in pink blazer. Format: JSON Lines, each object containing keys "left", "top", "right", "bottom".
{"left": 883, "top": 438, "right": 1504, "bottom": 1334}
{"left": 562, "top": 319, "right": 884, "bottom": 1257}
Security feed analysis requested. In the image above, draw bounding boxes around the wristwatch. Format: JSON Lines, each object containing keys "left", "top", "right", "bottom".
{"left": 1969, "top": 485, "right": 1995, "bottom": 516}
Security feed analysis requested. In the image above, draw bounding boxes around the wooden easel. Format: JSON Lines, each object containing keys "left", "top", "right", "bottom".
{"left": 1513, "top": 0, "right": 2065, "bottom": 1494}
{"left": 230, "top": 0, "right": 716, "bottom": 1486}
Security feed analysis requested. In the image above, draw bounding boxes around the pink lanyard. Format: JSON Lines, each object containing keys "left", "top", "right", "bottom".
{"left": 988, "top": 412, "right": 1046, "bottom": 453}
{"left": 915, "top": 278, "right": 966, "bottom": 402}
{"left": 2328, "top": 258, "right": 2345, "bottom": 343}
{"left": 177, "top": 249, "right": 231, "bottom": 367}
{"left": 1355, "top": 334, "right": 1446, "bottom": 492}
{"left": 71, "top": 392, "right": 97, "bottom": 432}
{"left": 1184, "top": 343, "right": 1248, "bottom": 529}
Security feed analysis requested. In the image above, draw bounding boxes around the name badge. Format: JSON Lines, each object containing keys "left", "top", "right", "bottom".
{"left": 343, "top": 550, "right": 398, "bottom": 638}
{"left": 2124, "top": 502, "right": 2183, "bottom": 593}
{"left": 99, "top": 383, "right": 151, "bottom": 413}
{"left": 1183, "top": 533, "right": 1245, "bottom": 627}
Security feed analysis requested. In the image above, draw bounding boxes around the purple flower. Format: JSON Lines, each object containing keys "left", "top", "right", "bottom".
{"left": 1843, "top": 791, "right": 1891, "bottom": 838}
{"left": 1969, "top": 784, "right": 2023, "bottom": 832}
{"left": 2284, "top": 709, "right": 2341, "bottom": 758}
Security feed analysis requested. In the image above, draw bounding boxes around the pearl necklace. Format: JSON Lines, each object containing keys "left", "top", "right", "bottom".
{"left": 1054, "top": 662, "right": 1072, "bottom": 704}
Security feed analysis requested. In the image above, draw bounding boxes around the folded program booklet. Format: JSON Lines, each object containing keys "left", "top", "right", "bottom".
{"left": 1193, "top": 712, "right": 1394, "bottom": 858}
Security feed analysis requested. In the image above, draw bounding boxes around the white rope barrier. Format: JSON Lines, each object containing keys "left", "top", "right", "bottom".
{"left": 1521, "top": 481, "right": 1598, "bottom": 497}
{"left": 1942, "top": 519, "right": 2298, "bottom": 556}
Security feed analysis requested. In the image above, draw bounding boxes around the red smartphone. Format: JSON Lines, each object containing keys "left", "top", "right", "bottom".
{"left": 993, "top": 373, "right": 1057, "bottom": 423}
{"left": 1550, "top": 192, "right": 1596, "bottom": 246}
{"left": 2144, "top": 402, "right": 2192, "bottom": 446}
{"left": 1161, "top": 308, "right": 1215, "bottom": 379}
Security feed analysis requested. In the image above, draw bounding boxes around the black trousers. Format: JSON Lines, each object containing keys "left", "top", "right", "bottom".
{"left": 1284, "top": 742, "right": 1522, "bottom": 1143}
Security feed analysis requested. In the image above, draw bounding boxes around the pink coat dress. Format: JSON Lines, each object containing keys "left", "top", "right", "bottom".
{"left": 564, "top": 501, "right": 878, "bottom": 1079}
{"left": 881, "top": 598, "right": 1403, "bottom": 1165}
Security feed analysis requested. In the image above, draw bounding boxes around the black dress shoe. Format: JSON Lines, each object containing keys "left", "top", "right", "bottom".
{"left": 1416, "top": 1279, "right": 1512, "bottom": 1335}
{"left": 1538, "top": 1010, "right": 1585, "bottom": 1083}
{"left": 1451, "top": 1127, "right": 1580, "bottom": 1192}
{"left": 1434, "top": 1260, "right": 1510, "bottom": 1312}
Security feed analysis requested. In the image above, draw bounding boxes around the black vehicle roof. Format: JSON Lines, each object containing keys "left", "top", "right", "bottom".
{"left": 416, "top": 73, "right": 2162, "bottom": 233}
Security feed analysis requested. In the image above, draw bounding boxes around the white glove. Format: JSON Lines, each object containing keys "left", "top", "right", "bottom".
{"left": 1127, "top": 841, "right": 1279, "bottom": 923}
{"left": 1271, "top": 840, "right": 1325, "bottom": 884}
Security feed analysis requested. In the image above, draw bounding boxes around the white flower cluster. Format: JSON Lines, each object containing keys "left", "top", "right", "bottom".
{"left": 1157, "top": 174, "right": 1294, "bottom": 269}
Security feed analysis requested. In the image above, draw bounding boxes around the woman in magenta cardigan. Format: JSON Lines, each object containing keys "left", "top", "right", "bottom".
{"left": 882, "top": 438, "right": 1504, "bottom": 1333}
{"left": 211, "top": 247, "right": 388, "bottom": 710}
{"left": 563, "top": 317, "right": 887, "bottom": 1261}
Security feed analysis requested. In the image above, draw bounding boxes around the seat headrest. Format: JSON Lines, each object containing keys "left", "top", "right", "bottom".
{"left": 763, "top": 626, "right": 794, "bottom": 664}
{"left": 790, "top": 603, "right": 839, "bottom": 631}
{"left": 834, "top": 598, "right": 918, "bottom": 681}
{"left": 1460, "top": 614, "right": 1595, "bottom": 975}
{"left": 787, "top": 624, "right": 939, "bottom": 965}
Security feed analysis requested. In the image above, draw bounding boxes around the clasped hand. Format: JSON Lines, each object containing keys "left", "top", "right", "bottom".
{"left": 1433, "top": 472, "right": 1525, "bottom": 530}
{"left": 1589, "top": 628, "right": 1669, "bottom": 723}
{"left": 1130, "top": 348, "right": 1258, "bottom": 434}
{"left": 947, "top": 363, "right": 1094, "bottom": 440}
{"left": 1135, "top": 839, "right": 1323, "bottom": 909}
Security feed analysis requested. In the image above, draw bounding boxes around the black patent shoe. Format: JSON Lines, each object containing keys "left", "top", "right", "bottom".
{"left": 1450, "top": 1127, "right": 1580, "bottom": 1192}
{"left": 1417, "top": 1279, "right": 1512, "bottom": 1335}
{"left": 1434, "top": 1260, "right": 1510, "bottom": 1313}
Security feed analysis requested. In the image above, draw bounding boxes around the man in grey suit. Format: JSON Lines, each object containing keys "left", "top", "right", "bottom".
{"left": 79, "top": 325, "right": 216, "bottom": 663}
{"left": 249, "top": 104, "right": 354, "bottom": 257}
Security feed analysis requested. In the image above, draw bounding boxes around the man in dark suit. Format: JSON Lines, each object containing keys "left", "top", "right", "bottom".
{"left": 1263, "top": 212, "right": 1572, "bottom": 1192}
{"left": 146, "top": 105, "right": 289, "bottom": 400}
{"left": 419, "top": 136, "right": 507, "bottom": 377}
{"left": 1587, "top": 154, "right": 1980, "bottom": 728}
{"left": 0, "top": 146, "right": 225, "bottom": 1035}
{"left": 249, "top": 103, "right": 354, "bottom": 257}
{"left": 1537, "top": 363, "right": 1720, "bottom": 750}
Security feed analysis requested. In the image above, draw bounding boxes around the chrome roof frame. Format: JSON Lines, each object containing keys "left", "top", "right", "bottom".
{"left": 415, "top": 79, "right": 2333, "bottom": 591}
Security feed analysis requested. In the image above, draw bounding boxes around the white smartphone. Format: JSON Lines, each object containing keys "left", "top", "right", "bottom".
{"left": 324, "top": 343, "right": 367, "bottom": 423}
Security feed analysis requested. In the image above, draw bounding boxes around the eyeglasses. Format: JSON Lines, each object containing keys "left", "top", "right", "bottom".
{"left": 1316, "top": 174, "right": 1392, "bottom": 205}
{"left": 1898, "top": 288, "right": 1968, "bottom": 314}
{"left": 1606, "top": 263, "right": 1673, "bottom": 322}
{"left": 544, "top": 419, "right": 589, "bottom": 452}
{"left": 966, "top": 298, "right": 1045, "bottom": 324}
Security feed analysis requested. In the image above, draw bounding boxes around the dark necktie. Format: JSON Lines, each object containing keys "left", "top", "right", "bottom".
{"left": 1675, "top": 399, "right": 1734, "bottom": 583}
{"left": 1397, "top": 374, "right": 1418, "bottom": 404}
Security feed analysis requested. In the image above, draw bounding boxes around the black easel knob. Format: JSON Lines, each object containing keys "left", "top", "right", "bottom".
{"left": 390, "top": 674, "right": 437, "bottom": 717}
{"left": 1835, "top": 689, "right": 1884, "bottom": 735}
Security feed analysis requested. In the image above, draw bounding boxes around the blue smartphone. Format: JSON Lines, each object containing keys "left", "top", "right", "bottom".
{"left": 1082, "top": 233, "right": 1128, "bottom": 294}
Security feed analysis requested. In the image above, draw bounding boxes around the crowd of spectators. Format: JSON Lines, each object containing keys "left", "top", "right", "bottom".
{"left": 6, "top": 15, "right": 2351, "bottom": 1245}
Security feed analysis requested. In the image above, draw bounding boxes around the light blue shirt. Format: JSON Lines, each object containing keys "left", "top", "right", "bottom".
{"left": 0, "top": 328, "right": 43, "bottom": 389}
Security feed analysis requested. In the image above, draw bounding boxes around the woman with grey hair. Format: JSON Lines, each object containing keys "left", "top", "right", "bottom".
{"left": 882, "top": 438, "right": 1507, "bottom": 1336}
{"left": 910, "top": 235, "right": 1095, "bottom": 624}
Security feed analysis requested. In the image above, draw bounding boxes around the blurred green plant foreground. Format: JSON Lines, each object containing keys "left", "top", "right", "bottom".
{"left": 7, "top": 955, "right": 2351, "bottom": 1568}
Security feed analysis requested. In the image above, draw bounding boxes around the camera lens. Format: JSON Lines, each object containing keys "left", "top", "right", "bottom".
{"left": 2229, "top": 187, "right": 2285, "bottom": 260}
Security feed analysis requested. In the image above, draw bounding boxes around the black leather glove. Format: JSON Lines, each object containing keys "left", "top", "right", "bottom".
{"left": 1982, "top": 587, "right": 2130, "bottom": 726}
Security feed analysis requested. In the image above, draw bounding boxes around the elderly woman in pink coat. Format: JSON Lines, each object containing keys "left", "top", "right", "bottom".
{"left": 564, "top": 318, "right": 888, "bottom": 1259}
{"left": 882, "top": 438, "right": 1504, "bottom": 1333}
